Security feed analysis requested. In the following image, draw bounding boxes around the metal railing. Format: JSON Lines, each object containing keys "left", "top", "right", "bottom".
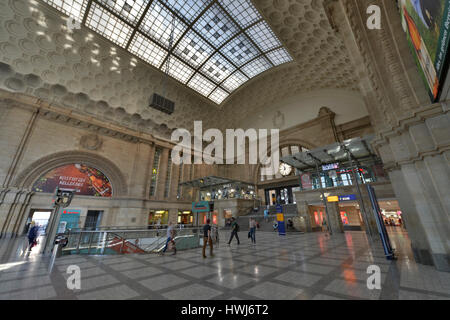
{"left": 61, "top": 226, "right": 206, "bottom": 256}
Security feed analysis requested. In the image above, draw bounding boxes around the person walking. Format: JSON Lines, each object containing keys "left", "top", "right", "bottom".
{"left": 27, "top": 221, "right": 39, "bottom": 251}
{"left": 249, "top": 218, "right": 256, "bottom": 244}
{"left": 264, "top": 207, "right": 269, "bottom": 222}
{"left": 202, "top": 219, "right": 214, "bottom": 258}
{"left": 227, "top": 217, "right": 240, "bottom": 245}
{"left": 161, "top": 221, "right": 176, "bottom": 255}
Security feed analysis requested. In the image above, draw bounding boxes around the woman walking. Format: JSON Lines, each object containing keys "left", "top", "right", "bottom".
{"left": 249, "top": 218, "right": 256, "bottom": 244}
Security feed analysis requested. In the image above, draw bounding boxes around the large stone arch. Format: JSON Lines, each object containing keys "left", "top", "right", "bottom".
{"left": 252, "top": 139, "right": 317, "bottom": 186}
{"left": 13, "top": 150, "right": 128, "bottom": 197}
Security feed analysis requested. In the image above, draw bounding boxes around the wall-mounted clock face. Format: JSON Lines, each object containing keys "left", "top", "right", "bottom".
{"left": 279, "top": 163, "right": 292, "bottom": 176}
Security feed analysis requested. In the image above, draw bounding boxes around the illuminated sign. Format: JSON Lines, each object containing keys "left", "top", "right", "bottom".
{"left": 400, "top": 0, "right": 450, "bottom": 102}
{"left": 192, "top": 201, "right": 210, "bottom": 213}
{"left": 327, "top": 196, "right": 339, "bottom": 202}
{"left": 32, "top": 164, "right": 112, "bottom": 197}
{"left": 322, "top": 163, "right": 339, "bottom": 171}
{"left": 338, "top": 194, "right": 357, "bottom": 201}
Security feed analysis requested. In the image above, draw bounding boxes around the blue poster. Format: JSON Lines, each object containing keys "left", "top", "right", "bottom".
{"left": 276, "top": 205, "right": 286, "bottom": 236}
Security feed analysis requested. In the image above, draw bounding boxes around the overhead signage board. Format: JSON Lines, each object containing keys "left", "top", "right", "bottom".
{"left": 322, "top": 163, "right": 339, "bottom": 171}
{"left": 192, "top": 201, "right": 210, "bottom": 213}
{"left": 327, "top": 196, "right": 339, "bottom": 202}
{"left": 339, "top": 194, "right": 357, "bottom": 201}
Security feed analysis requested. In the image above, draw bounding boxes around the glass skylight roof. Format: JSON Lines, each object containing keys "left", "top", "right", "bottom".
{"left": 41, "top": 0, "right": 293, "bottom": 104}
{"left": 201, "top": 53, "right": 235, "bottom": 83}
{"left": 42, "top": 0, "right": 89, "bottom": 22}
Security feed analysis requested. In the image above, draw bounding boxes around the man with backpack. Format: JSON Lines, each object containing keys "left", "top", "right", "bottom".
{"left": 227, "top": 217, "right": 240, "bottom": 245}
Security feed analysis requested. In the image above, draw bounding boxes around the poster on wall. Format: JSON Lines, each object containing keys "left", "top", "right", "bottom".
{"left": 32, "top": 164, "right": 112, "bottom": 197}
{"left": 400, "top": 0, "right": 450, "bottom": 101}
{"left": 300, "top": 173, "right": 312, "bottom": 189}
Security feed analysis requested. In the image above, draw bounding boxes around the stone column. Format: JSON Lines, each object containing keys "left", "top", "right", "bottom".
{"left": 156, "top": 148, "right": 169, "bottom": 200}
{"left": 0, "top": 188, "right": 33, "bottom": 238}
{"left": 374, "top": 108, "right": 450, "bottom": 271}
{"left": 169, "top": 164, "right": 180, "bottom": 201}
{"left": 326, "top": 202, "right": 344, "bottom": 234}
{"left": 296, "top": 200, "right": 312, "bottom": 232}
{"left": 168, "top": 208, "right": 178, "bottom": 225}
{"left": 128, "top": 142, "right": 153, "bottom": 198}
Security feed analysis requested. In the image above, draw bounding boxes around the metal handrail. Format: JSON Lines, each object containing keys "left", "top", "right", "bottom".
{"left": 62, "top": 226, "right": 203, "bottom": 255}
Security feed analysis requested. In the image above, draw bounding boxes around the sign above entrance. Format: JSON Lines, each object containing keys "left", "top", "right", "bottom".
{"left": 192, "top": 201, "right": 210, "bottom": 213}
{"left": 339, "top": 194, "right": 357, "bottom": 201}
{"left": 327, "top": 196, "right": 339, "bottom": 202}
{"left": 322, "top": 163, "right": 339, "bottom": 171}
{"left": 32, "top": 164, "right": 112, "bottom": 197}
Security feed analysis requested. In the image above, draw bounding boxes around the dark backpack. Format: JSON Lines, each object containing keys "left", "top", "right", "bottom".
{"left": 235, "top": 223, "right": 240, "bottom": 232}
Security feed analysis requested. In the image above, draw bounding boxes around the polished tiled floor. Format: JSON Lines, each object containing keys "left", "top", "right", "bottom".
{"left": 0, "top": 229, "right": 449, "bottom": 300}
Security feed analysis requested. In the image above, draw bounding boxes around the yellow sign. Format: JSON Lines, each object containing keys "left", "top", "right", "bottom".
{"left": 327, "top": 196, "right": 339, "bottom": 202}
{"left": 277, "top": 214, "right": 284, "bottom": 222}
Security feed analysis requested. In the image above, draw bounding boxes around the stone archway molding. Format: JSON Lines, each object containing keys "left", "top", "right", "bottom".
{"left": 253, "top": 139, "right": 317, "bottom": 186}
{"left": 13, "top": 150, "right": 128, "bottom": 197}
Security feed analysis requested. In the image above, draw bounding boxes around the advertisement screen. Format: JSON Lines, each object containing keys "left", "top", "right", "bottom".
{"left": 400, "top": 0, "right": 450, "bottom": 101}
{"left": 32, "top": 164, "right": 112, "bottom": 197}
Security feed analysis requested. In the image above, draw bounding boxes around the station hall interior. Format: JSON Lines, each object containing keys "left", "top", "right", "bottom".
{"left": 0, "top": 0, "right": 449, "bottom": 301}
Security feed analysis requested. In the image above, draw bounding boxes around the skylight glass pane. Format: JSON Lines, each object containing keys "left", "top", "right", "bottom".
{"left": 209, "top": 87, "right": 229, "bottom": 104}
{"left": 266, "top": 48, "right": 293, "bottom": 66}
{"left": 241, "top": 56, "right": 271, "bottom": 78}
{"left": 97, "top": 0, "right": 149, "bottom": 26}
{"left": 173, "top": 30, "right": 214, "bottom": 68}
{"left": 222, "top": 34, "right": 260, "bottom": 66}
{"left": 86, "top": 3, "right": 133, "bottom": 47}
{"left": 162, "top": 56, "right": 195, "bottom": 84}
{"left": 246, "top": 21, "right": 282, "bottom": 52}
{"left": 187, "top": 73, "right": 216, "bottom": 97}
{"left": 222, "top": 70, "right": 248, "bottom": 92}
{"left": 201, "top": 53, "right": 235, "bottom": 83}
{"left": 218, "top": 0, "right": 261, "bottom": 28}
{"left": 162, "top": 0, "right": 212, "bottom": 23}
{"left": 42, "top": 0, "right": 88, "bottom": 21}
{"left": 140, "top": 1, "right": 188, "bottom": 49}
{"left": 128, "top": 33, "right": 168, "bottom": 68}
{"left": 193, "top": 3, "right": 239, "bottom": 49}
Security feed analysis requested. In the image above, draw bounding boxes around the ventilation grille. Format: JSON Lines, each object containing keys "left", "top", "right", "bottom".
{"left": 149, "top": 93, "right": 175, "bottom": 115}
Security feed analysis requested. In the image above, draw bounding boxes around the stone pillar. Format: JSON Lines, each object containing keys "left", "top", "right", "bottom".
{"left": 0, "top": 188, "right": 33, "bottom": 238}
{"left": 374, "top": 108, "right": 450, "bottom": 271}
{"left": 156, "top": 148, "right": 169, "bottom": 200}
{"left": 129, "top": 142, "right": 153, "bottom": 198}
{"left": 168, "top": 208, "right": 178, "bottom": 225}
{"left": 326, "top": 202, "right": 344, "bottom": 234}
{"left": 169, "top": 164, "right": 180, "bottom": 201}
{"left": 296, "top": 200, "right": 312, "bottom": 232}
{"left": 358, "top": 188, "right": 381, "bottom": 237}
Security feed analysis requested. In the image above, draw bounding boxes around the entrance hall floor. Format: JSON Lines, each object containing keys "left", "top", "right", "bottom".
{"left": 0, "top": 231, "right": 449, "bottom": 300}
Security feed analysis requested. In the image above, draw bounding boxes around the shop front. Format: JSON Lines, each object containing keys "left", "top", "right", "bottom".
{"left": 148, "top": 210, "right": 169, "bottom": 227}
{"left": 264, "top": 186, "right": 301, "bottom": 205}
{"left": 177, "top": 210, "right": 193, "bottom": 226}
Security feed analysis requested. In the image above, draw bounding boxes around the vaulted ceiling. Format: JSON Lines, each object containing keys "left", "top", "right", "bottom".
{"left": 0, "top": 0, "right": 361, "bottom": 139}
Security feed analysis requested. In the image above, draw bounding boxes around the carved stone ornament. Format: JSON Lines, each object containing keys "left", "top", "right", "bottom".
{"left": 80, "top": 134, "right": 102, "bottom": 151}
{"left": 272, "top": 110, "right": 285, "bottom": 128}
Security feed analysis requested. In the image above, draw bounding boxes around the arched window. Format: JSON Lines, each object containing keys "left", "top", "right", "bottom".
{"left": 259, "top": 145, "right": 309, "bottom": 182}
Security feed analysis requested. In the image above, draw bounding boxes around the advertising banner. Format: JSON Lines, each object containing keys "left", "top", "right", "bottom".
{"left": 300, "top": 173, "right": 312, "bottom": 189}
{"left": 400, "top": 0, "right": 450, "bottom": 101}
{"left": 58, "top": 209, "right": 81, "bottom": 232}
{"left": 32, "top": 164, "right": 112, "bottom": 197}
{"left": 192, "top": 201, "right": 210, "bottom": 213}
